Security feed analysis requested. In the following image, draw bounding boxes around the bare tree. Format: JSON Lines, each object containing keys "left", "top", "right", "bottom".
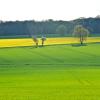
{"left": 73, "top": 25, "right": 89, "bottom": 45}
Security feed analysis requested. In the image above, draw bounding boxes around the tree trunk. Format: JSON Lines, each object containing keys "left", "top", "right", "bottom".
{"left": 80, "top": 41, "right": 83, "bottom": 45}
{"left": 36, "top": 42, "right": 38, "bottom": 48}
{"left": 42, "top": 41, "right": 44, "bottom": 47}
{"left": 80, "top": 37, "right": 83, "bottom": 45}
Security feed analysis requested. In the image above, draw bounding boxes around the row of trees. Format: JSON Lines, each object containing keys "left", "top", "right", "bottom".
{"left": 31, "top": 25, "right": 89, "bottom": 47}
{"left": 1, "top": 17, "right": 99, "bottom": 37}
{"left": 0, "top": 20, "right": 72, "bottom": 37}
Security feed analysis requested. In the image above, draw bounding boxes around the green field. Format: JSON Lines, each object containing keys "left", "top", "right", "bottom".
{"left": 0, "top": 44, "right": 100, "bottom": 100}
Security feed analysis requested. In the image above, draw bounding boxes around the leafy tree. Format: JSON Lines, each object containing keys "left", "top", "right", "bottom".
{"left": 56, "top": 25, "right": 66, "bottom": 36}
{"left": 73, "top": 25, "right": 89, "bottom": 45}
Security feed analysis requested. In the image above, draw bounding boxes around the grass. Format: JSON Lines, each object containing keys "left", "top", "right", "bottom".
{"left": 0, "top": 43, "right": 100, "bottom": 99}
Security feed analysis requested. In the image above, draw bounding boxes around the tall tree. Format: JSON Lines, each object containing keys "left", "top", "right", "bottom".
{"left": 73, "top": 25, "right": 89, "bottom": 45}
{"left": 56, "top": 25, "right": 66, "bottom": 36}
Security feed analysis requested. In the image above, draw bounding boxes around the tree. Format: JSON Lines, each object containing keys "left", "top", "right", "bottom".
{"left": 56, "top": 25, "right": 66, "bottom": 36}
{"left": 73, "top": 25, "right": 89, "bottom": 45}
{"left": 41, "top": 36, "right": 46, "bottom": 46}
{"left": 32, "top": 36, "right": 38, "bottom": 48}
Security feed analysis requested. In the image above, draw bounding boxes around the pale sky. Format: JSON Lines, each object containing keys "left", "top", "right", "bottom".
{"left": 0, "top": 0, "right": 99, "bottom": 21}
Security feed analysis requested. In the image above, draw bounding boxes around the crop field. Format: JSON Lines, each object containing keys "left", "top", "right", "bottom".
{"left": 0, "top": 37, "right": 100, "bottom": 47}
{"left": 0, "top": 43, "right": 100, "bottom": 100}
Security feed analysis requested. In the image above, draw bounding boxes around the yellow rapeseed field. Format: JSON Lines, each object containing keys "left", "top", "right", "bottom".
{"left": 0, "top": 37, "right": 100, "bottom": 48}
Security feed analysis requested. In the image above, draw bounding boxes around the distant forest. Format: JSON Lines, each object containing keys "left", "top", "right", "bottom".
{"left": 0, "top": 17, "right": 100, "bottom": 38}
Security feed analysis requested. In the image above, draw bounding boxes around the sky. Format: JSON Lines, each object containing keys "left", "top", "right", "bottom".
{"left": 0, "top": 0, "right": 99, "bottom": 21}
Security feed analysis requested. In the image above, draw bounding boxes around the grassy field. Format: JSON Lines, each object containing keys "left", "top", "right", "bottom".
{"left": 0, "top": 43, "right": 100, "bottom": 100}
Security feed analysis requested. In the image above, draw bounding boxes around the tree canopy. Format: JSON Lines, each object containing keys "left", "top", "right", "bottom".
{"left": 56, "top": 25, "right": 67, "bottom": 36}
{"left": 73, "top": 25, "right": 89, "bottom": 45}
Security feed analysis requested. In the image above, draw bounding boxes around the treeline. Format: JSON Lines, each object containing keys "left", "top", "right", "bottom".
{"left": 0, "top": 17, "right": 100, "bottom": 37}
